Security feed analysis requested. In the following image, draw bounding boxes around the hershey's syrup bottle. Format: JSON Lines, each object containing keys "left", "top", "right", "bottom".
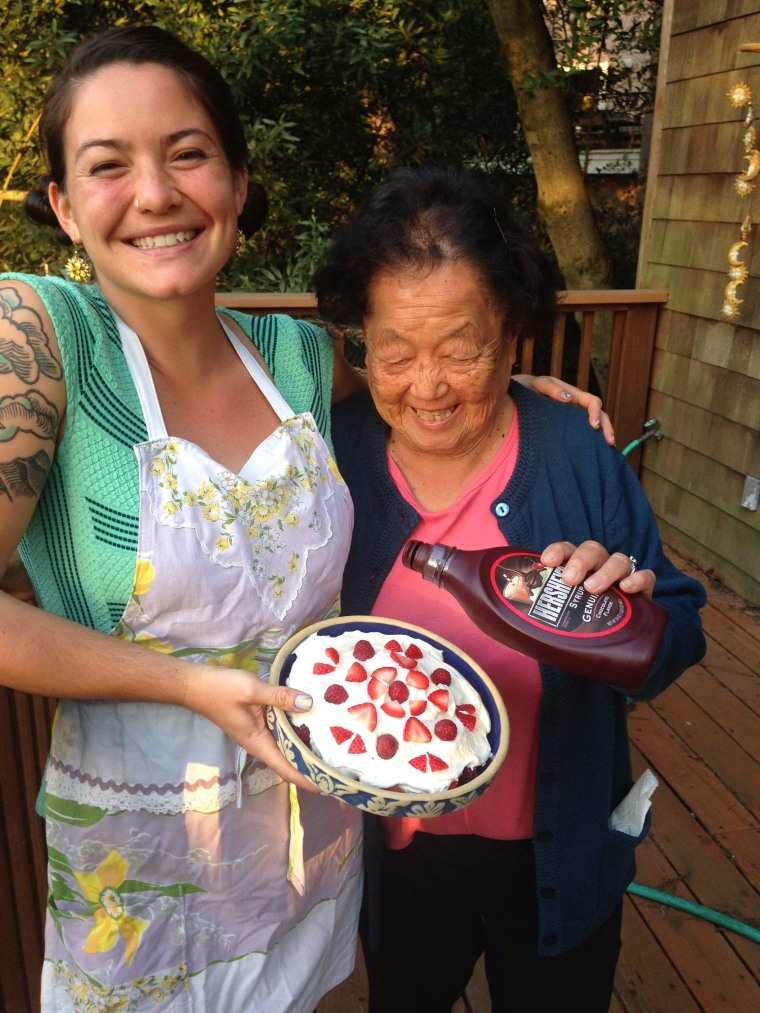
{"left": 402, "top": 540, "right": 669, "bottom": 689}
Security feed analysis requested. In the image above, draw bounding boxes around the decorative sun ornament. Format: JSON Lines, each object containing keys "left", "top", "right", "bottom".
{"left": 728, "top": 82, "right": 752, "bottom": 107}
{"left": 722, "top": 82, "right": 756, "bottom": 322}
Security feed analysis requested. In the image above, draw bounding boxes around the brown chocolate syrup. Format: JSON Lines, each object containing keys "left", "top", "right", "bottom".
{"left": 402, "top": 541, "right": 668, "bottom": 689}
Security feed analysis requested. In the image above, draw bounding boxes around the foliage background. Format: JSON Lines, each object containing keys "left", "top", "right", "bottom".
{"left": 0, "top": 0, "right": 657, "bottom": 291}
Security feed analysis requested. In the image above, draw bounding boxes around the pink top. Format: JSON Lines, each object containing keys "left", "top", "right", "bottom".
{"left": 373, "top": 409, "right": 543, "bottom": 849}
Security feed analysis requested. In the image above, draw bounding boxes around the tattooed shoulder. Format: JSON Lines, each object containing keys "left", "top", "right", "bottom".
{"left": 0, "top": 450, "right": 52, "bottom": 503}
{"left": 0, "top": 283, "right": 63, "bottom": 385}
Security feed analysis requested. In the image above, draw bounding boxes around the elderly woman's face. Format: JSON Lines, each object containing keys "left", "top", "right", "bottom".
{"left": 363, "top": 261, "right": 517, "bottom": 461}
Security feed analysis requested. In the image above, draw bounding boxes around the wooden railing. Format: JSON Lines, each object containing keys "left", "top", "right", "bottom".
{"left": 216, "top": 289, "right": 669, "bottom": 472}
{"left": 2, "top": 288, "right": 667, "bottom": 1013}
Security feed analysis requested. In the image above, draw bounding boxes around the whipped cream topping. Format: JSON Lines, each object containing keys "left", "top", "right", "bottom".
{"left": 286, "top": 628, "right": 491, "bottom": 793}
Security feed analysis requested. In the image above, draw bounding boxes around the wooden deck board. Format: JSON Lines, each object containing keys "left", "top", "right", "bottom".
{"left": 319, "top": 551, "right": 760, "bottom": 1012}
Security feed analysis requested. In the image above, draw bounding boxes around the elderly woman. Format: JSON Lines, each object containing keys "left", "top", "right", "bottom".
{"left": 315, "top": 163, "right": 706, "bottom": 1013}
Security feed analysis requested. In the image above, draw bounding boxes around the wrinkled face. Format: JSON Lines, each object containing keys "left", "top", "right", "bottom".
{"left": 363, "top": 261, "right": 517, "bottom": 461}
{"left": 49, "top": 62, "right": 247, "bottom": 312}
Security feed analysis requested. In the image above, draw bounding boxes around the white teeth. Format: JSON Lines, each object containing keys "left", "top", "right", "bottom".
{"left": 131, "top": 230, "right": 197, "bottom": 249}
{"left": 415, "top": 407, "right": 454, "bottom": 422}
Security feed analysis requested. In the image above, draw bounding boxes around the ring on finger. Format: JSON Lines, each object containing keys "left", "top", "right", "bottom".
{"left": 627, "top": 555, "right": 637, "bottom": 576}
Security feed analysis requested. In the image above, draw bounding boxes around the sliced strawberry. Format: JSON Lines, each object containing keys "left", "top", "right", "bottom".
{"left": 408, "top": 699, "right": 427, "bottom": 716}
{"left": 388, "top": 680, "right": 409, "bottom": 702}
{"left": 406, "top": 669, "right": 430, "bottom": 690}
{"left": 408, "top": 754, "right": 428, "bottom": 772}
{"left": 353, "top": 639, "right": 376, "bottom": 661}
{"left": 434, "top": 718, "right": 457, "bottom": 741}
{"left": 390, "top": 649, "right": 418, "bottom": 670}
{"left": 367, "top": 676, "right": 388, "bottom": 701}
{"left": 348, "top": 734, "right": 367, "bottom": 754}
{"left": 348, "top": 702, "right": 377, "bottom": 732}
{"left": 330, "top": 725, "right": 353, "bottom": 745}
{"left": 457, "top": 703, "right": 476, "bottom": 714}
{"left": 455, "top": 705, "right": 476, "bottom": 731}
{"left": 313, "top": 662, "right": 336, "bottom": 675}
{"left": 381, "top": 699, "right": 405, "bottom": 719}
{"left": 430, "top": 667, "right": 452, "bottom": 686}
{"left": 324, "top": 684, "right": 348, "bottom": 704}
{"left": 427, "top": 753, "right": 449, "bottom": 772}
{"left": 372, "top": 665, "right": 397, "bottom": 685}
{"left": 405, "top": 643, "right": 423, "bottom": 659}
{"left": 403, "top": 717, "right": 432, "bottom": 743}
{"left": 384, "top": 638, "right": 402, "bottom": 652}
{"left": 345, "top": 661, "right": 368, "bottom": 682}
{"left": 428, "top": 689, "right": 450, "bottom": 711}
{"left": 376, "top": 733, "right": 399, "bottom": 759}
{"left": 324, "top": 646, "right": 340, "bottom": 665}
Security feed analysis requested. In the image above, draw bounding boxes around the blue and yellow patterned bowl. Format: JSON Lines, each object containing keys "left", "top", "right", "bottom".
{"left": 267, "top": 615, "right": 509, "bottom": 818}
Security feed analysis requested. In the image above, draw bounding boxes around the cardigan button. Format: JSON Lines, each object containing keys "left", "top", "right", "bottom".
{"left": 494, "top": 502, "right": 510, "bottom": 517}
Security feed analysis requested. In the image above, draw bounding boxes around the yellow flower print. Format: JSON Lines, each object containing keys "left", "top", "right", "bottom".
{"left": 165, "top": 439, "right": 179, "bottom": 456}
{"left": 272, "top": 579, "right": 285, "bottom": 598}
{"left": 132, "top": 559, "right": 156, "bottom": 598}
{"left": 328, "top": 457, "right": 344, "bottom": 483}
{"left": 150, "top": 459, "right": 165, "bottom": 477}
{"left": 132, "top": 634, "right": 175, "bottom": 654}
{"left": 206, "top": 644, "right": 260, "bottom": 673}
{"left": 184, "top": 491, "right": 199, "bottom": 506}
{"left": 254, "top": 503, "right": 274, "bottom": 522}
{"left": 164, "top": 502, "right": 178, "bottom": 516}
{"left": 215, "top": 535, "right": 232, "bottom": 551}
{"left": 287, "top": 553, "right": 300, "bottom": 573}
{"left": 284, "top": 512, "right": 299, "bottom": 527}
{"left": 163, "top": 473, "right": 178, "bottom": 491}
{"left": 203, "top": 502, "right": 221, "bottom": 521}
{"left": 74, "top": 851, "right": 149, "bottom": 967}
{"left": 198, "top": 481, "right": 215, "bottom": 499}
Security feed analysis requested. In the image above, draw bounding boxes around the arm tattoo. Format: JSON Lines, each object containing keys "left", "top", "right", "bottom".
{"left": 0, "top": 285, "right": 63, "bottom": 383}
{"left": 0, "top": 450, "right": 51, "bottom": 501}
{"left": 0, "top": 389, "right": 59, "bottom": 442}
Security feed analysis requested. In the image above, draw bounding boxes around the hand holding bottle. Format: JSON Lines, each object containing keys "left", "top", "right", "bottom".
{"left": 538, "top": 540, "right": 657, "bottom": 598}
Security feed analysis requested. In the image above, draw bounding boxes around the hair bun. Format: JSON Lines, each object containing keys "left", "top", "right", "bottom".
{"left": 239, "top": 181, "right": 268, "bottom": 238}
{"left": 23, "top": 176, "right": 71, "bottom": 245}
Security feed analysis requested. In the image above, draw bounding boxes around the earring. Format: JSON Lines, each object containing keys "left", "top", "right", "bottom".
{"left": 65, "top": 246, "right": 91, "bottom": 284}
{"left": 236, "top": 229, "right": 247, "bottom": 257}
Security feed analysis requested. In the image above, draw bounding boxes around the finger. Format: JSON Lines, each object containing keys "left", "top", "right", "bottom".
{"left": 539, "top": 540, "right": 578, "bottom": 568}
{"left": 582, "top": 551, "right": 638, "bottom": 593}
{"left": 548, "top": 541, "right": 608, "bottom": 585}
{"left": 619, "top": 568, "right": 656, "bottom": 598}
{"left": 246, "top": 724, "right": 322, "bottom": 793}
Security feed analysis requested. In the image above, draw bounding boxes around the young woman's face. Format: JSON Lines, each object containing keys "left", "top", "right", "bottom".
{"left": 49, "top": 62, "right": 247, "bottom": 311}
{"left": 363, "top": 260, "right": 517, "bottom": 462}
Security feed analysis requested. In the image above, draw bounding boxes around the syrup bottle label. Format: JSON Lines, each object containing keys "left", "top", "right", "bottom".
{"left": 490, "top": 551, "right": 632, "bottom": 637}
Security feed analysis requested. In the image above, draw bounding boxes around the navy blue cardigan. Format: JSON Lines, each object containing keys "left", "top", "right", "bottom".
{"left": 332, "top": 381, "right": 706, "bottom": 955}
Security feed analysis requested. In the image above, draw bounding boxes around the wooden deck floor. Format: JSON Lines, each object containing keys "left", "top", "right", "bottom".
{"left": 318, "top": 549, "right": 760, "bottom": 1013}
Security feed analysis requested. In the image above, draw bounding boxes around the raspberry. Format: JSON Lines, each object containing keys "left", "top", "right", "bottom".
{"left": 376, "top": 733, "right": 399, "bottom": 759}
{"left": 459, "top": 766, "right": 478, "bottom": 784}
{"left": 388, "top": 680, "right": 409, "bottom": 703}
{"left": 325, "top": 647, "right": 340, "bottom": 665}
{"left": 353, "top": 639, "right": 376, "bottom": 661}
{"left": 430, "top": 667, "right": 452, "bottom": 686}
{"left": 294, "top": 723, "right": 312, "bottom": 748}
{"left": 434, "top": 719, "right": 457, "bottom": 741}
{"left": 324, "top": 684, "right": 348, "bottom": 704}
{"left": 405, "top": 643, "right": 423, "bottom": 659}
{"left": 313, "top": 662, "right": 336, "bottom": 674}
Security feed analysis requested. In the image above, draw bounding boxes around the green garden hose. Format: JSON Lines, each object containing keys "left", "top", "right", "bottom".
{"left": 627, "top": 882, "right": 760, "bottom": 943}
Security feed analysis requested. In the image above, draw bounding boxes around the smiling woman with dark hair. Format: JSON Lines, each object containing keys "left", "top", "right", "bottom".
{"left": 316, "top": 162, "right": 706, "bottom": 1013}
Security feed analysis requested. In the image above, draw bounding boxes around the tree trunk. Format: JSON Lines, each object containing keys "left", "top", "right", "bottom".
{"left": 487, "top": 0, "right": 615, "bottom": 384}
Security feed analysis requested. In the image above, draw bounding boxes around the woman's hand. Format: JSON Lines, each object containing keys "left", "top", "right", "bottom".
{"left": 540, "top": 540, "right": 656, "bottom": 597}
{"left": 184, "top": 665, "right": 321, "bottom": 792}
{"left": 513, "top": 374, "right": 615, "bottom": 446}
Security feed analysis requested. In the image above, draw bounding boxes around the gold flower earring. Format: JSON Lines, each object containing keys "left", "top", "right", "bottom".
{"left": 65, "top": 245, "right": 92, "bottom": 283}
{"left": 236, "top": 229, "right": 247, "bottom": 256}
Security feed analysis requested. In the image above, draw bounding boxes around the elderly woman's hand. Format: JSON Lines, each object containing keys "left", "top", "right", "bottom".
{"left": 513, "top": 374, "right": 615, "bottom": 446}
{"left": 184, "top": 664, "right": 321, "bottom": 792}
{"left": 540, "top": 540, "right": 656, "bottom": 597}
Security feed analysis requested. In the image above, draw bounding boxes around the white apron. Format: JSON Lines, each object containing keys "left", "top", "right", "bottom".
{"left": 41, "top": 316, "right": 362, "bottom": 1012}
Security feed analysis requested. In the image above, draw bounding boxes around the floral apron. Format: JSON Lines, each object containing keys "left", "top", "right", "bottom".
{"left": 41, "top": 316, "right": 362, "bottom": 1012}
